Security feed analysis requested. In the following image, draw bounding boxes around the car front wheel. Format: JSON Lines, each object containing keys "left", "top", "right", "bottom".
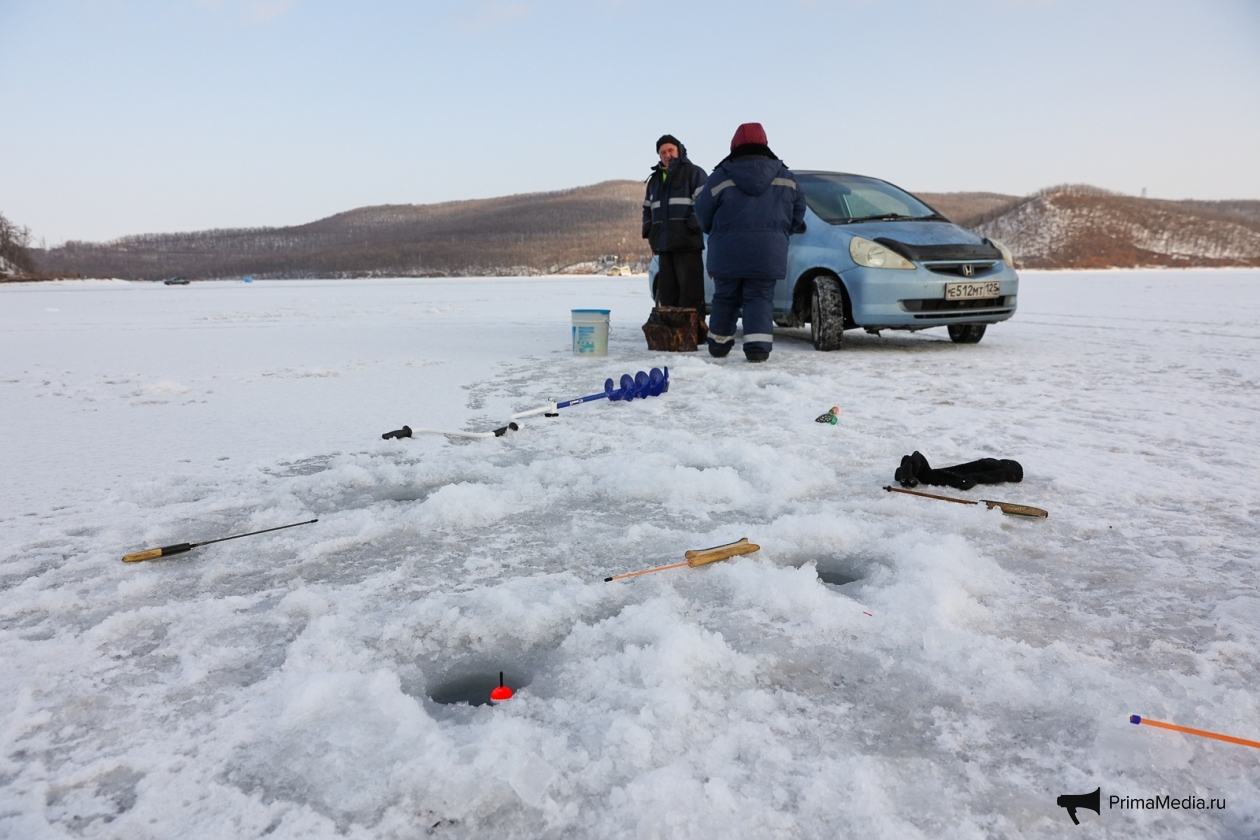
{"left": 948, "top": 324, "right": 986, "bottom": 344}
{"left": 810, "top": 275, "right": 845, "bottom": 351}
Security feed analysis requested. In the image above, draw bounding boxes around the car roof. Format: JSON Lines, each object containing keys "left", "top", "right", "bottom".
{"left": 794, "top": 171, "right": 881, "bottom": 179}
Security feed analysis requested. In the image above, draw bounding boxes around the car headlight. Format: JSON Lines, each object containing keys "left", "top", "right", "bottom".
{"left": 849, "top": 236, "right": 914, "bottom": 270}
{"left": 990, "top": 238, "right": 1014, "bottom": 268}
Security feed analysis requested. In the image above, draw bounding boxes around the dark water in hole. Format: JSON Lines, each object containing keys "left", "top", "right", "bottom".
{"left": 817, "top": 568, "right": 858, "bottom": 586}
{"left": 428, "top": 670, "right": 528, "bottom": 706}
{"left": 789, "top": 555, "right": 866, "bottom": 588}
{"left": 815, "top": 562, "right": 861, "bottom": 587}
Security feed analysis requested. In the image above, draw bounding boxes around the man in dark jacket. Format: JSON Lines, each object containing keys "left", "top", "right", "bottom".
{"left": 643, "top": 135, "right": 707, "bottom": 312}
{"left": 694, "top": 123, "right": 806, "bottom": 362}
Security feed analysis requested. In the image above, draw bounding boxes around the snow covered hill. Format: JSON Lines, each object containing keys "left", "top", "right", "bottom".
{"left": 1, "top": 272, "right": 1258, "bottom": 838}
{"left": 972, "top": 186, "right": 1260, "bottom": 269}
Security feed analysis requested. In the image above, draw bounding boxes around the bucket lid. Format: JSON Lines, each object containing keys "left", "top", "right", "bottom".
{"left": 571, "top": 309, "right": 611, "bottom": 314}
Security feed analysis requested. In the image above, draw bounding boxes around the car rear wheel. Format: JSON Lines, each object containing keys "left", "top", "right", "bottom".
{"left": 810, "top": 275, "right": 845, "bottom": 351}
{"left": 948, "top": 324, "right": 986, "bottom": 344}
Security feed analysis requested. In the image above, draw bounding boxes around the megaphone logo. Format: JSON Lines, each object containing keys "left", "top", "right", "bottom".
{"left": 1056, "top": 787, "right": 1101, "bottom": 825}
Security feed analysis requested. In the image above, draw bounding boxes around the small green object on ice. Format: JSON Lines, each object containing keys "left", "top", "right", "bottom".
{"left": 815, "top": 406, "right": 839, "bottom": 425}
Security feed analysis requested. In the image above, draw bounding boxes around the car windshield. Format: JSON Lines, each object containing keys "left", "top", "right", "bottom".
{"left": 798, "top": 173, "right": 941, "bottom": 224}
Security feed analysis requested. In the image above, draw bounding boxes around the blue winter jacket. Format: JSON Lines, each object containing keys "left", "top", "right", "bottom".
{"left": 694, "top": 145, "right": 806, "bottom": 281}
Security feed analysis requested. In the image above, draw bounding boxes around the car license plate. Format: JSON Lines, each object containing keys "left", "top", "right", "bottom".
{"left": 945, "top": 280, "right": 1001, "bottom": 300}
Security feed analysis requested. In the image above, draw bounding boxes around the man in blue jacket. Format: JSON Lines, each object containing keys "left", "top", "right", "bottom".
{"left": 643, "top": 135, "right": 707, "bottom": 313}
{"left": 694, "top": 123, "right": 806, "bottom": 362}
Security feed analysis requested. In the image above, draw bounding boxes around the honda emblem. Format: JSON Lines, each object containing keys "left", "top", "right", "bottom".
{"left": 961, "top": 264, "right": 975, "bottom": 277}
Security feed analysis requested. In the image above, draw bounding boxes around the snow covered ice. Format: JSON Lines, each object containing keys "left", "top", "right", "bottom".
{"left": 2, "top": 270, "right": 1259, "bottom": 838}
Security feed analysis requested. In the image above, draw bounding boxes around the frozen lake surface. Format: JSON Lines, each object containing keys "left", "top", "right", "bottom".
{"left": 2, "top": 270, "right": 1259, "bottom": 838}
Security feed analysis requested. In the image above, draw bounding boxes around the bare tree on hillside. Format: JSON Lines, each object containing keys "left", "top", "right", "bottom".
{"left": 0, "top": 212, "right": 36, "bottom": 273}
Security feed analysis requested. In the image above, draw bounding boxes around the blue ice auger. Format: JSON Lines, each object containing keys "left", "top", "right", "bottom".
{"left": 512, "top": 367, "right": 669, "bottom": 419}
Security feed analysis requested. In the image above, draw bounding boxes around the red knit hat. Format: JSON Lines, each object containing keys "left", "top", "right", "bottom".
{"left": 730, "top": 123, "right": 768, "bottom": 149}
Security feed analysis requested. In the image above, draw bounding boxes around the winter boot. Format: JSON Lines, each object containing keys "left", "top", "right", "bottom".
{"left": 708, "top": 336, "right": 734, "bottom": 358}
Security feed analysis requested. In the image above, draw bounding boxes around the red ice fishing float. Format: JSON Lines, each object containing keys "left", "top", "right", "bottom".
{"left": 490, "top": 671, "right": 513, "bottom": 702}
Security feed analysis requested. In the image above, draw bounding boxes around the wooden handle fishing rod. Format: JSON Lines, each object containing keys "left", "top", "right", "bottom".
{"left": 122, "top": 518, "right": 318, "bottom": 562}
{"left": 604, "top": 561, "right": 690, "bottom": 582}
{"left": 606, "top": 538, "right": 760, "bottom": 582}
{"left": 883, "top": 486, "right": 1048, "bottom": 518}
{"left": 684, "top": 537, "right": 756, "bottom": 564}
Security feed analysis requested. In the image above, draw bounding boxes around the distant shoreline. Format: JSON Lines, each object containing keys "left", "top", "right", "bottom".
{"left": 7, "top": 267, "right": 1260, "bottom": 290}
{"left": 22, "top": 182, "right": 1260, "bottom": 279}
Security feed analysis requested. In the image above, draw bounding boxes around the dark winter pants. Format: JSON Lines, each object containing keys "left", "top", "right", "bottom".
{"left": 655, "top": 250, "right": 706, "bottom": 311}
{"left": 918, "top": 454, "right": 1022, "bottom": 490}
{"left": 707, "top": 276, "right": 775, "bottom": 358}
{"left": 925, "top": 458, "right": 1022, "bottom": 488}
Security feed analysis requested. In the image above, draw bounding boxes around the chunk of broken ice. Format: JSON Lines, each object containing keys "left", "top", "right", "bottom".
{"left": 508, "top": 752, "right": 557, "bottom": 807}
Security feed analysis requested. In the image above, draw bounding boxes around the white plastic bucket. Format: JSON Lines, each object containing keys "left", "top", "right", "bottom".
{"left": 571, "top": 309, "right": 610, "bottom": 356}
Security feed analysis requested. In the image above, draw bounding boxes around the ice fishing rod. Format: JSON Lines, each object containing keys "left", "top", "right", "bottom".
{"left": 512, "top": 367, "right": 669, "bottom": 420}
{"left": 883, "top": 486, "right": 1048, "bottom": 518}
{"left": 1130, "top": 715, "right": 1260, "bottom": 750}
{"left": 122, "top": 518, "right": 318, "bottom": 563}
{"left": 605, "top": 537, "right": 759, "bottom": 582}
{"left": 382, "top": 423, "right": 518, "bottom": 440}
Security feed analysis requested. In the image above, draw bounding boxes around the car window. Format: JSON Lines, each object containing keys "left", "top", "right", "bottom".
{"left": 798, "top": 174, "right": 939, "bottom": 224}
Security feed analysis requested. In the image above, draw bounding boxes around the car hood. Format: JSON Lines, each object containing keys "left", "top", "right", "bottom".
{"left": 824, "top": 219, "right": 1002, "bottom": 262}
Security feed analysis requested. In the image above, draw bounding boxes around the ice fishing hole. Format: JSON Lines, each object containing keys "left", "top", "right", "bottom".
{"left": 817, "top": 568, "right": 859, "bottom": 586}
{"left": 427, "top": 668, "right": 530, "bottom": 707}
{"left": 809, "top": 559, "right": 863, "bottom": 588}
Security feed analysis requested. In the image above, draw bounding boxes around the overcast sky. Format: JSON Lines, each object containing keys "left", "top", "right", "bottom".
{"left": 2, "top": 0, "right": 1258, "bottom": 244}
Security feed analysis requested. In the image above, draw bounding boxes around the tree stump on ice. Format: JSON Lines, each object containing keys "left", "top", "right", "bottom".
{"left": 643, "top": 306, "right": 702, "bottom": 352}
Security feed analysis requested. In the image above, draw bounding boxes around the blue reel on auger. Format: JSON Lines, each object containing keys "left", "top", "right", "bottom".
{"left": 381, "top": 368, "right": 669, "bottom": 440}
{"left": 512, "top": 367, "right": 669, "bottom": 419}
